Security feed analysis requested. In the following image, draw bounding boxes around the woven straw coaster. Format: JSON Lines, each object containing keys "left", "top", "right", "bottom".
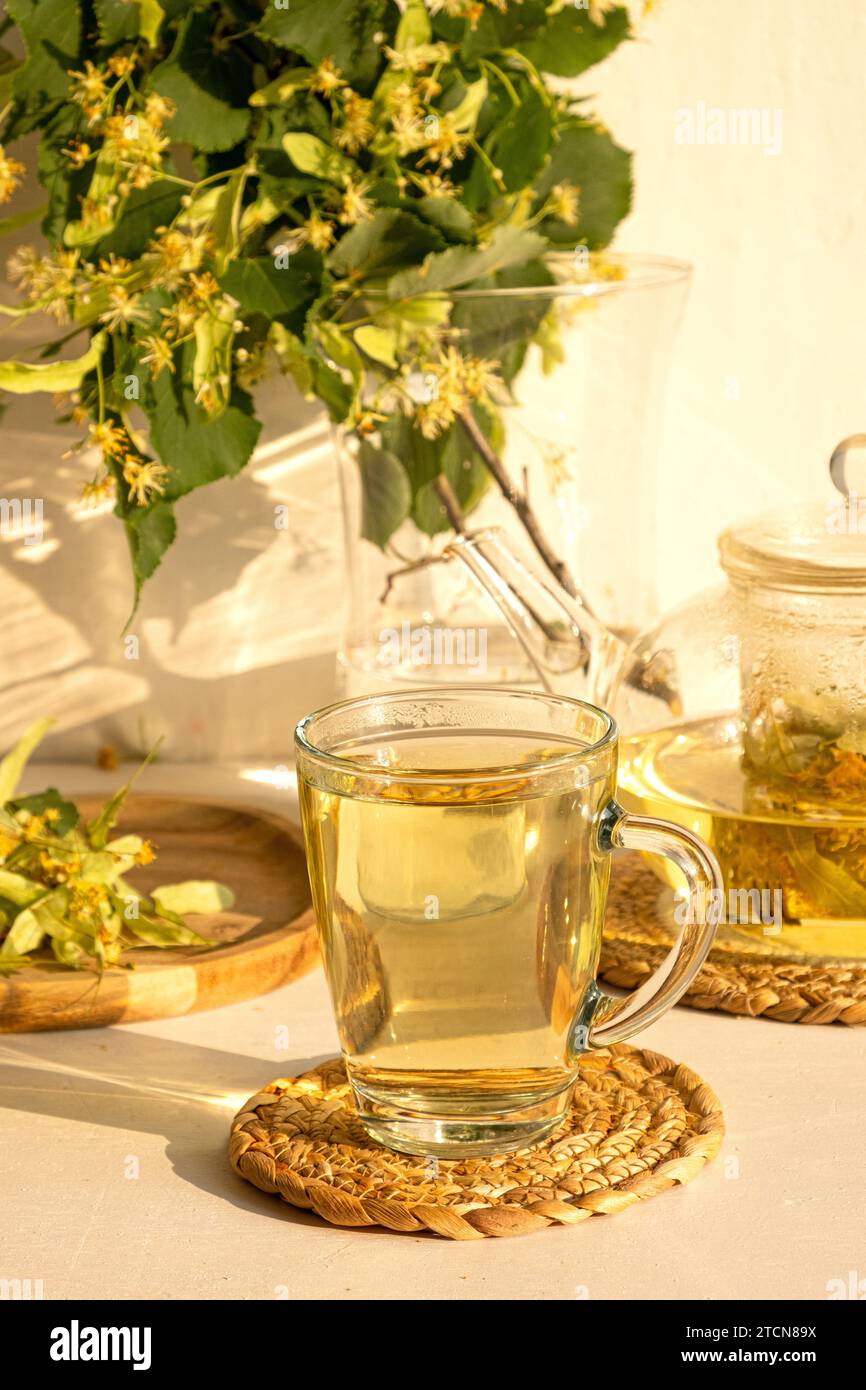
{"left": 601, "top": 855, "right": 866, "bottom": 1026}
{"left": 229, "top": 1045, "right": 723, "bottom": 1240}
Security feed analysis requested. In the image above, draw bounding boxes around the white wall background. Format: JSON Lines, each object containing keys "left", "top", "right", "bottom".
{"left": 595, "top": 0, "right": 866, "bottom": 608}
{"left": 1, "top": 0, "right": 864, "bottom": 761}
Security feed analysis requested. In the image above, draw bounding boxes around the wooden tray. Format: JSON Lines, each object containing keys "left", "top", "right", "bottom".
{"left": 0, "top": 795, "right": 318, "bottom": 1033}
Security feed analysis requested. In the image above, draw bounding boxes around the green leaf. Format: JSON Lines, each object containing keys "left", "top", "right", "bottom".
{"left": 139, "top": 0, "right": 165, "bottom": 46}
{"left": 123, "top": 500, "right": 177, "bottom": 600}
{"left": 413, "top": 196, "right": 474, "bottom": 243}
{"left": 484, "top": 86, "right": 553, "bottom": 193}
{"left": 152, "top": 880, "right": 235, "bottom": 915}
{"left": 387, "top": 225, "right": 546, "bottom": 300}
{"left": 7, "top": 789, "right": 79, "bottom": 836}
{"left": 0, "top": 332, "right": 105, "bottom": 395}
{"left": 0, "top": 870, "right": 44, "bottom": 909}
{"left": 328, "top": 208, "right": 443, "bottom": 279}
{"left": 146, "top": 362, "right": 262, "bottom": 502}
{"left": 0, "top": 719, "right": 54, "bottom": 803}
{"left": 94, "top": 179, "right": 183, "bottom": 259}
{"left": 259, "top": 0, "right": 389, "bottom": 85}
{"left": 445, "top": 77, "right": 488, "bottom": 136}
{"left": 358, "top": 440, "right": 411, "bottom": 548}
{"left": 520, "top": 4, "right": 631, "bottom": 77}
{"left": 127, "top": 914, "right": 213, "bottom": 947}
{"left": 249, "top": 67, "right": 316, "bottom": 107}
{"left": 395, "top": 0, "right": 431, "bottom": 50}
{"left": 7, "top": 0, "right": 82, "bottom": 112}
{"left": 535, "top": 122, "right": 632, "bottom": 249}
{"left": 281, "top": 131, "right": 358, "bottom": 185}
{"left": 1, "top": 905, "right": 47, "bottom": 957}
{"left": 451, "top": 258, "right": 556, "bottom": 378}
{"left": 94, "top": 0, "right": 140, "bottom": 43}
{"left": 354, "top": 325, "right": 397, "bottom": 368}
{"left": 150, "top": 12, "right": 252, "bottom": 153}
{"left": 382, "top": 410, "right": 494, "bottom": 536}
{"left": 219, "top": 255, "right": 319, "bottom": 320}
{"left": 315, "top": 321, "right": 364, "bottom": 393}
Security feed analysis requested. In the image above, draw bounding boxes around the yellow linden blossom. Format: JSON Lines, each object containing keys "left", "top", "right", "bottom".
{"left": 589, "top": 0, "right": 617, "bottom": 24}
{"left": 420, "top": 113, "right": 467, "bottom": 169}
{"left": 548, "top": 181, "right": 580, "bottom": 225}
{"left": 312, "top": 58, "right": 346, "bottom": 97}
{"left": 68, "top": 60, "right": 109, "bottom": 121}
{"left": 81, "top": 473, "right": 116, "bottom": 507}
{"left": 88, "top": 420, "right": 129, "bottom": 457}
{"left": 135, "top": 840, "right": 157, "bottom": 866}
{"left": 303, "top": 211, "right": 336, "bottom": 251}
{"left": 0, "top": 144, "right": 26, "bottom": 202}
{"left": 148, "top": 226, "right": 212, "bottom": 289}
{"left": 123, "top": 459, "right": 170, "bottom": 507}
{"left": 145, "top": 93, "right": 176, "bottom": 127}
{"left": 140, "top": 334, "right": 175, "bottom": 378}
{"left": 414, "top": 347, "right": 502, "bottom": 438}
{"left": 334, "top": 91, "right": 375, "bottom": 156}
{"left": 339, "top": 179, "right": 375, "bottom": 226}
{"left": 0, "top": 829, "right": 20, "bottom": 858}
{"left": 416, "top": 171, "right": 458, "bottom": 198}
{"left": 159, "top": 300, "right": 198, "bottom": 340}
{"left": 99, "top": 285, "right": 148, "bottom": 330}
{"left": 62, "top": 139, "right": 92, "bottom": 169}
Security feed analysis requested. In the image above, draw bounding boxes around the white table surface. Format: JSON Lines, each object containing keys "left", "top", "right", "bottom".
{"left": 2, "top": 765, "right": 864, "bottom": 1301}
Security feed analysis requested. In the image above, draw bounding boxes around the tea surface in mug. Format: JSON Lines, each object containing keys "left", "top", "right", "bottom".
{"left": 299, "top": 729, "right": 613, "bottom": 1116}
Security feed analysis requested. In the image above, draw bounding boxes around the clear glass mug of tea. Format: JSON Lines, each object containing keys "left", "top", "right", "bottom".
{"left": 295, "top": 688, "right": 721, "bottom": 1158}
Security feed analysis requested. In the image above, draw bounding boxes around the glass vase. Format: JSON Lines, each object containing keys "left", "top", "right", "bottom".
{"left": 334, "top": 253, "right": 691, "bottom": 699}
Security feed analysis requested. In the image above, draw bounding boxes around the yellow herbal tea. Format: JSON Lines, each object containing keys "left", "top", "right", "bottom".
{"left": 619, "top": 715, "right": 866, "bottom": 961}
{"left": 299, "top": 730, "right": 613, "bottom": 1147}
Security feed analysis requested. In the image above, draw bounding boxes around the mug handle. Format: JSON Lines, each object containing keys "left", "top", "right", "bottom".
{"left": 571, "top": 800, "right": 723, "bottom": 1054}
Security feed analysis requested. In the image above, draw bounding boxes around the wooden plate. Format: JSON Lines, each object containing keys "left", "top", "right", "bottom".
{"left": 0, "top": 795, "right": 318, "bottom": 1033}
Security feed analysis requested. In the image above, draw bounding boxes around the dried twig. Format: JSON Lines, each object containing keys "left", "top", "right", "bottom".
{"left": 458, "top": 409, "right": 580, "bottom": 600}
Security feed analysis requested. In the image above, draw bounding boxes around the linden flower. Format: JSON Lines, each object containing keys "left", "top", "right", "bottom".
{"left": 589, "top": 0, "right": 617, "bottom": 24}
{"left": 159, "top": 301, "right": 198, "bottom": 339}
{"left": 80, "top": 473, "right": 116, "bottom": 507}
{"left": 140, "top": 334, "right": 175, "bottom": 378}
{"left": 145, "top": 93, "right": 177, "bottom": 128}
{"left": 339, "top": 179, "right": 374, "bottom": 226}
{"left": 135, "top": 840, "right": 157, "bottom": 866}
{"left": 123, "top": 459, "right": 170, "bottom": 507}
{"left": 99, "top": 285, "right": 149, "bottom": 331}
{"left": 334, "top": 91, "right": 375, "bottom": 156}
{"left": 89, "top": 421, "right": 129, "bottom": 457}
{"left": 312, "top": 58, "right": 346, "bottom": 97}
{"left": 0, "top": 145, "right": 26, "bottom": 202}
{"left": 62, "top": 139, "right": 92, "bottom": 169}
{"left": 419, "top": 113, "right": 467, "bottom": 169}
{"left": 303, "top": 211, "right": 336, "bottom": 251}
{"left": 548, "top": 180, "right": 581, "bottom": 225}
{"left": 416, "top": 171, "right": 458, "bottom": 198}
{"left": 107, "top": 53, "right": 135, "bottom": 78}
{"left": 68, "top": 60, "right": 109, "bottom": 121}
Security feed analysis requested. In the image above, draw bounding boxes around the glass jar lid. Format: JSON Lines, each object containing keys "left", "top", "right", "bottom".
{"left": 719, "top": 435, "right": 866, "bottom": 592}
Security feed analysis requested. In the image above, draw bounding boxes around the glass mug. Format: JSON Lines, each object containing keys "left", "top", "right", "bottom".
{"left": 295, "top": 688, "right": 722, "bottom": 1158}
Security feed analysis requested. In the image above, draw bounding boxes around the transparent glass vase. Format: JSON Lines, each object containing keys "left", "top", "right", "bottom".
{"left": 335, "top": 253, "right": 691, "bottom": 698}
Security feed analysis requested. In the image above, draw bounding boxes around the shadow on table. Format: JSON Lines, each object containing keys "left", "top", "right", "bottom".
{"left": 0, "top": 1029, "right": 366, "bottom": 1232}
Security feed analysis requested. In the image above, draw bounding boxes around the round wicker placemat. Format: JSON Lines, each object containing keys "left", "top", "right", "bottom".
{"left": 229, "top": 1045, "right": 723, "bottom": 1240}
{"left": 601, "top": 855, "right": 866, "bottom": 1026}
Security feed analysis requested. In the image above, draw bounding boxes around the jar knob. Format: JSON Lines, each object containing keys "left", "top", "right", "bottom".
{"left": 829, "top": 434, "right": 866, "bottom": 498}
